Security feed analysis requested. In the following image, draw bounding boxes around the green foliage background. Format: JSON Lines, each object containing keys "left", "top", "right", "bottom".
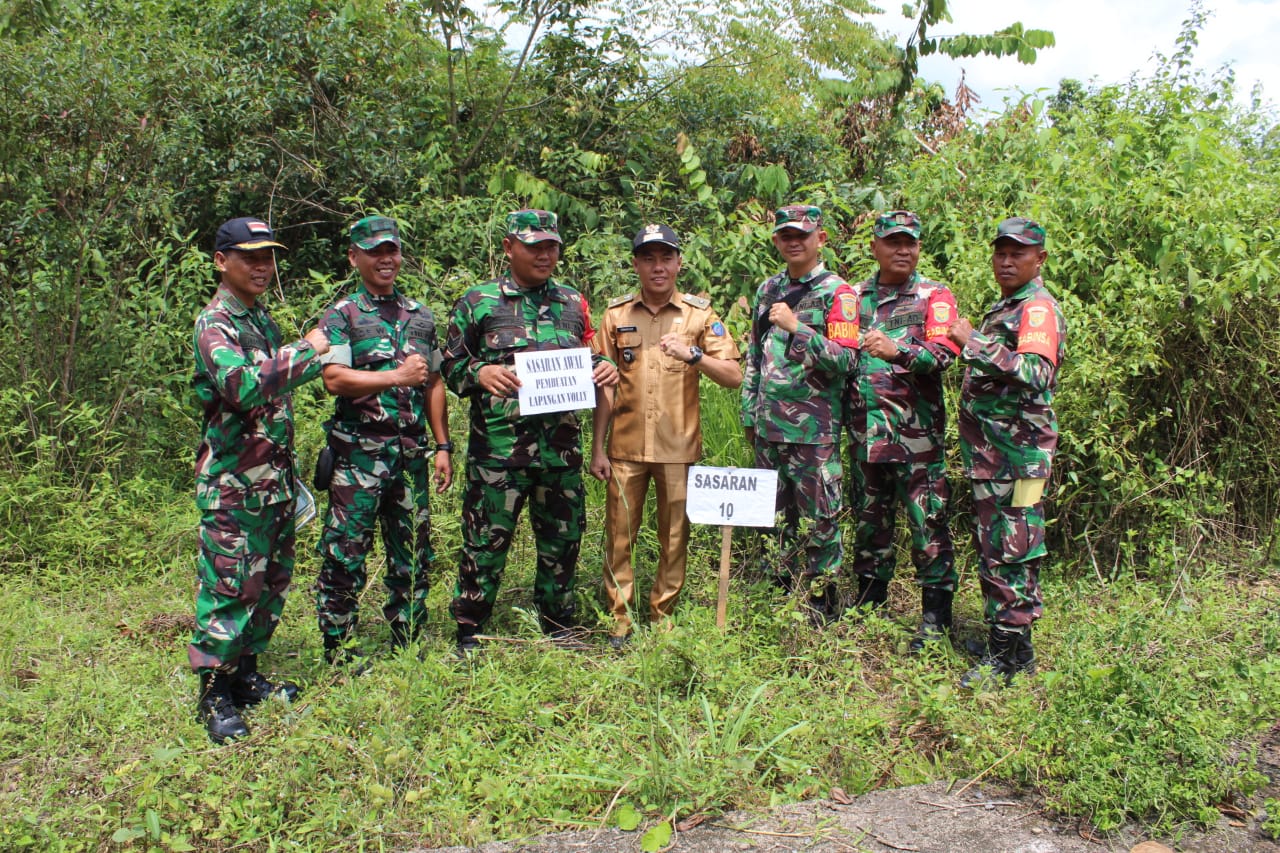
{"left": 1, "top": 0, "right": 1279, "bottom": 849}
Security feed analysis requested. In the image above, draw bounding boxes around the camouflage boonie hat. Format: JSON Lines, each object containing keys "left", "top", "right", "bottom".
{"left": 506, "top": 209, "right": 563, "bottom": 245}
{"left": 874, "top": 210, "right": 922, "bottom": 239}
{"left": 773, "top": 204, "right": 823, "bottom": 233}
{"left": 993, "top": 217, "right": 1046, "bottom": 246}
{"left": 350, "top": 216, "right": 400, "bottom": 250}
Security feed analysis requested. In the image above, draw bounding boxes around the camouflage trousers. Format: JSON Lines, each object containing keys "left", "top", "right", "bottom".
{"left": 188, "top": 502, "right": 295, "bottom": 673}
{"left": 753, "top": 440, "right": 844, "bottom": 579}
{"left": 315, "top": 431, "right": 434, "bottom": 641}
{"left": 451, "top": 462, "right": 585, "bottom": 632}
{"left": 848, "top": 458, "right": 956, "bottom": 590}
{"left": 970, "top": 478, "right": 1046, "bottom": 627}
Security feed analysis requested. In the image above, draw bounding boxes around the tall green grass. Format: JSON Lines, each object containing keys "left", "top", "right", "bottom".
{"left": 2, "top": 460, "right": 1277, "bottom": 849}
{"left": 2, "top": 348, "right": 1278, "bottom": 850}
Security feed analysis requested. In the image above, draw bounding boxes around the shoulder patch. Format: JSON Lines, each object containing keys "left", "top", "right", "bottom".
{"left": 682, "top": 294, "right": 710, "bottom": 309}
{"left": 1024, "top": 303, "right": 1051, "bottom": 328}
{"left": 1016, "top": 298, "right": 1062, "bottom": 364}
{"left": 608, "top": 293, "right": 636, "bottom": 308}
{"left": 838, "top": 292, "right": 858, "bottom": 320}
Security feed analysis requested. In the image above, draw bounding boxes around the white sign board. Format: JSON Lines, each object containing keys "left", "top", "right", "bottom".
{"left": 686, "top": 466, "right": 778, "bottom": 528}
{"left": 514, "top": 347, "right": 595, "bottom": 416}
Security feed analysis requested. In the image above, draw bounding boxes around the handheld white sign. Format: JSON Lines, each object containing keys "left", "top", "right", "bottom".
{"left": 513, "top": 347, "right": 595, "bottom": 416}
{"left": 686, "top": 466, "right": 777, "bottom": 528}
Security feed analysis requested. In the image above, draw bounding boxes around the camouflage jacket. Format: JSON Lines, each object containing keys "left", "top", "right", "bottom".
{"left": 846, "top": 272, "right": 960, "bottom": 464}
{"left": 320, "top": 285, "right": 442, "bottom": 440}
{"left": 192, "top": 286, "right": 323, "bottom": 509}
{"left": 741, "top": 264, "right": 859, "bottom": 445}
{"left": 958, "top": 277, "right": 1066, "bottom": 479}
{"left": 442, "top": 275, "right": 608, "bottom": 468}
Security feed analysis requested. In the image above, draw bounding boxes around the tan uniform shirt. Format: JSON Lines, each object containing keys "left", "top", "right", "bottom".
{"left": 594, "top": 291, "right": 740, "bottom": 463}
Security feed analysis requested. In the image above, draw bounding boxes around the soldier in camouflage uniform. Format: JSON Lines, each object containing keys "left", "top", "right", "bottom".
{"left": 845, "top": 211, "right": 961, "bottom": 651}
{"left": 947, "top": 217, "right": 1065, "bottom": 688}
{"left": 443, "top": 209, "right": 618, "bottom": 655}
{"left": 189, "top": 217, "right": 330, "bottom": 743}
{"left": 314, "top": 216, "right": 453, "bottom": 664}
{"left": 741, "top": 204, "right": 860, "bottom": 623}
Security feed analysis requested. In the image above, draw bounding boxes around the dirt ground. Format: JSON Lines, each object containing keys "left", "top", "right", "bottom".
{"left": 419, "top": 723, "right": 1280, "bottom": 853}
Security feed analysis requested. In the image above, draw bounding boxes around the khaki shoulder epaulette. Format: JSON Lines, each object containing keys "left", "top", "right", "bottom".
{"left": 682, "top": 294, "right": 710, "bottom": 309}
{"left": 607, "top": 293, "right": 636, "bottom": 308}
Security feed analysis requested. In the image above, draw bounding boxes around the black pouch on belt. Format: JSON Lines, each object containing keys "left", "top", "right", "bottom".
{"left": 313, "top": 443, "right": 335, "bottom": 491}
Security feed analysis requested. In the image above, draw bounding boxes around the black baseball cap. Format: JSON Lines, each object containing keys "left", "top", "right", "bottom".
{"left": 632, "top": 223, "right": 680, "bottom": 253}
{"left": 215, "top": 217, "right": 286, "bottom": 253}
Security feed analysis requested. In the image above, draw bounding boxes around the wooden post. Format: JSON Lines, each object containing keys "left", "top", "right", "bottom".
{"left": 716, "top": 524, "right": 732, "bottom": 629}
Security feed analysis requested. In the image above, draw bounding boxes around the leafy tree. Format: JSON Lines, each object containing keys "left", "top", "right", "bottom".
{"left": 10, "top": 0, "right": 1276, "bottom": 575}
{"left": 883, "top": 33, "right": 1280, "bottom": 566}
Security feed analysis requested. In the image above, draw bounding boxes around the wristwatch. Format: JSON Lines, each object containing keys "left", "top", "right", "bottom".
{"left": 686, "top": 346, "right": 704, "bottom": 365}
{"left": 435, "top": 441, "right": 454, "bottom": 453}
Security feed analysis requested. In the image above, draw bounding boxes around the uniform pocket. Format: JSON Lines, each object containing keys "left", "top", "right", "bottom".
{"left": 661, "top": 332, "right": 694, "bottom": 372}
{"left": 485, "top": 324, "right": 529, "bottom": 351}
{"left": 616, "top": 331, "right": 643, "bottom": 369}
{"left": 353, "top": 338, "right": 396, "bottom": 367}
{"left": 406, "top": 316, "right": 435, "bottom": 344}
{"left": 994, "top": 503, "right": 1047, "bottom": 564}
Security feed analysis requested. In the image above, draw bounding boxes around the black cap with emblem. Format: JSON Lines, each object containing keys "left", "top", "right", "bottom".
{"left": 632, "top": 223, "right": 680, "bottom": 253}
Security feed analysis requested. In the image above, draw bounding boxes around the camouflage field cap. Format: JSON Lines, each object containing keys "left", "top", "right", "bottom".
{"left": 506, "top": 209, "right": 563, "bottom": 245}
{"left": 992, "top": 217, "right": 1046, "bottom": 246}
{"left": 350, "top": 215, "right": 400, "bottom": 250}
{"left": 632, "top": 223, "right": 680, "bottom": 253}
{"left": 215, "top": 217, "right": 286, "bottom": 252}
{"left": 773, "top": 204, "right": 823, "bottom": 233}
{"left": 874, "top": 210, "right": 922, "bottom": 239}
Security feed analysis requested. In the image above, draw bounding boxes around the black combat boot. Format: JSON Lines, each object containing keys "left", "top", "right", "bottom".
{"left": 198, "top": 671, "right": 249, "bottom": 744}
{"left": 910, "top": 587, "right": 954, "bottom": 652}
{"left": 540, "top": 612, "right": 589, "bottom": 651}
{"left": 322, "top": 632, "right": 344, "bottom": 664}
{"left": 229, "top": 655, "right": 300, "bottom": 707}
{"left": 960, "top": 624, "right": 1034, "bottom": 689}
{"left": 455, "top": 624, "right": 483, "bottom": 660}
{"left": 804, "top": 575, "right": 841, "bottom": 627}
{"left": 323, "top": 633, "right": 370, "bottom": 673}
{"left": 854, "top": 575, "right": 889, "bottom": 610}
{"left": 1013, "top": 627, "right": 1037, "bottom": 676}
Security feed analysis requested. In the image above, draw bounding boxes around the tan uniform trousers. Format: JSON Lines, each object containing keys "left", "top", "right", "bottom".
{"left": 602, "top": 458, "right": 689, "bottom": 635}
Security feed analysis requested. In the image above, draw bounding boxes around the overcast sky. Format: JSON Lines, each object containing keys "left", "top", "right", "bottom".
{"left": 875, "top": 0, "right": 1280, "bottom": 114}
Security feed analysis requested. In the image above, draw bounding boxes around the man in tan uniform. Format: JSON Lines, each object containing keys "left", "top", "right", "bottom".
{"left": 590, "top": 224, "right": 742, "bottom": 647}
